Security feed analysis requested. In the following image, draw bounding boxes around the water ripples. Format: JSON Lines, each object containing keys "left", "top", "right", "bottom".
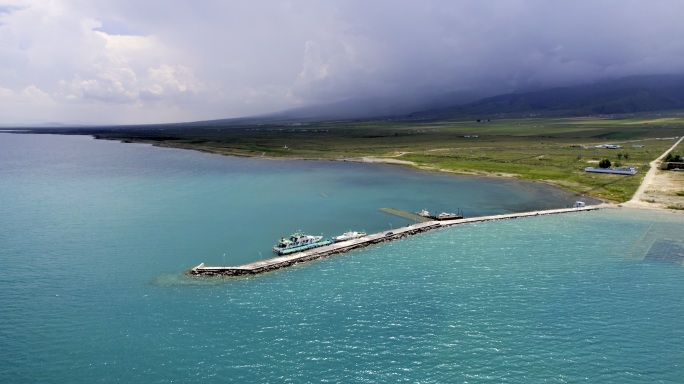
{"left": 1, "top": 134, "right": 683, "bottom": 382}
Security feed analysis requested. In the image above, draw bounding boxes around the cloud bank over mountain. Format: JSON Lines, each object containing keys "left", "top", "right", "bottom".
{"left": 1, "top": 0, "right": 684, "bottom": 124}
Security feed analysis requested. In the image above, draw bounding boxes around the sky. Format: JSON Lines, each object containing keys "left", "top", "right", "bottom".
{"left": 1, "top": 0, "right": 684, "bottom": 125}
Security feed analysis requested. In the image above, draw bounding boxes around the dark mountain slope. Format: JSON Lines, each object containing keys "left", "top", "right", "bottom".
{"left": 410, "top": 74, "right": 684, "bottom": 119}
{"left": 179, "top": 89, "right": 488, "bottom": 126}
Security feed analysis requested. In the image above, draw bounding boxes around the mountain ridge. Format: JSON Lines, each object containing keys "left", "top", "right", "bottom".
{"left": 409, "top": 74, "right": 684, "bottom": 119}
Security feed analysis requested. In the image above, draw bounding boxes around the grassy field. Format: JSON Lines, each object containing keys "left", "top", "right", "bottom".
{"left": 24, "top": 112, "right": 684, "bottom": 203}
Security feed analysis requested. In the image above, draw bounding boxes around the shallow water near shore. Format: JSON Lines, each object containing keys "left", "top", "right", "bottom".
{"left": 1, "top": 133, "right": 683, "bottom": 383}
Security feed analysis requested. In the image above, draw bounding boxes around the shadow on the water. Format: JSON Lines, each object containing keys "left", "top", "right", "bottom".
{"left": 152, "top": 273, "right": 254, "bottom": 287}
{"left": 643, "top": 240, "right": 684, "bottom": 265}
{"left": 152, "top": 264, "right": 306, "bottom": 287}
{"left": 628, "top": 215, "right": 684, "bottom": 267}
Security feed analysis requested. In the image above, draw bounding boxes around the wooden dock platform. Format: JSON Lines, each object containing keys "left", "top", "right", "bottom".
{"left": 189, "top": 206, "right": 602, "bottom": 277}
{"left": 378, "top": 207, "right": 432, "bottom": 222}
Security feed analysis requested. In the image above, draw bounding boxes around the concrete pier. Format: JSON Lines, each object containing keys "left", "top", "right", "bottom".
{"left": 189, "top": 206, "right": 602, "bottom": 277}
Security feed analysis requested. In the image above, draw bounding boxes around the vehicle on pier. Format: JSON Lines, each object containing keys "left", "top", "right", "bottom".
{"left": 273, "top": 230, "right": 333, "bottom": 255}
{"left": 333, "top": 231, "right": 367, "bottom": 242}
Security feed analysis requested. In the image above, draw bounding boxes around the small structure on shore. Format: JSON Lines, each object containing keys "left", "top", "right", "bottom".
{"left": 585, "top": 166, "right": 637, "bottom": 175}
{"left": 661, "top": 162, "right": 684, "bottom": 170}
{"left": 587, "top": 144, "right": 623, "bottom": 149}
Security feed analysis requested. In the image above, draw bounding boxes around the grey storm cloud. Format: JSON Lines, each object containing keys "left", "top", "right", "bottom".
{"left": 0, "top": 0, "right": 683, "bottom": 124}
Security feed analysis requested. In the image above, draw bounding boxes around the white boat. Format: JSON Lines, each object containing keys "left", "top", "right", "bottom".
{"left": 417, "top": 209, "right": 430, "bottom": 217}
{"left": 333, "top": 231, "right": 367, "bottom": 242}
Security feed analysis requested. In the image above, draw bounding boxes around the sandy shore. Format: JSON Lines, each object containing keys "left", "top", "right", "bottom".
{"left": 622, "top": 136, "right": 684, "bottom": 213}
{"left": 343, "top": 156, "right": 520, "bottom": 178}
{"left": 331, "top": 144, "right": 684, "bottom": 214}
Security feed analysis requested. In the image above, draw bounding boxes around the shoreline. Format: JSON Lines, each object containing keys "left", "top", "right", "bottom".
{"left": 93, "top": 134, "right": 616, "bottom": 204}
{"left": 339, "top": 155, "right": 617, "bottom": 204}
{"left": 5, "top": 130, "right": 682, "bottom": 211}
{"left": 117, "top": 135, "right": 684, "bottom": 211}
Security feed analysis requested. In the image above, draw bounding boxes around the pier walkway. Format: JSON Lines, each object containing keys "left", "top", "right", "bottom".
{"left": 189, "top": 206, "right": 602, "bottom": 277}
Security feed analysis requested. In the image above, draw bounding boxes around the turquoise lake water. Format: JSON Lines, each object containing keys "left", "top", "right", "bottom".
{"left": 1, "top": 133, "right": 683, "bottom": 383}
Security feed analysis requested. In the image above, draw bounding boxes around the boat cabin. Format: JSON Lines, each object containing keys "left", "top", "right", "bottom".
{"left": 273, "top": 231, "right": 321, "bottom": 251}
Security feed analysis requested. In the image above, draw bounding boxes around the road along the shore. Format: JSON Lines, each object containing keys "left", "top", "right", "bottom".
{"left": 189, "top": 206, "right": 603, "bottom": 277}
{"left": 625, "top": 136, "right": 684, "bottom": 207}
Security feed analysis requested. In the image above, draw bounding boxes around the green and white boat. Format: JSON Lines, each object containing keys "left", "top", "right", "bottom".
{"left": 273, "top": 231, "right": 333, "bottom": 255}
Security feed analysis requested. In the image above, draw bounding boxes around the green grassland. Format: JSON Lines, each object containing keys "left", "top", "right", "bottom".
{"left": 27, "top": 112, "right": 684, "bottom": 203}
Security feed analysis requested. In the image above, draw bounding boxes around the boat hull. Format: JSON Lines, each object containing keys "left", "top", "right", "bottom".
{"left": 433, "top": 215, "right": 463, "bottom": 220}
{"left": 277, "top": 239, "right": 334, "bottom": 255}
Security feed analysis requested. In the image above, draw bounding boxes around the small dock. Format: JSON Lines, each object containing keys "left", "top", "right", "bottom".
{"left": 378, "top": 207, "right": 432, "bottom": 222}
{"left": 189, "top": 206, "right": 602, "bottom": 277}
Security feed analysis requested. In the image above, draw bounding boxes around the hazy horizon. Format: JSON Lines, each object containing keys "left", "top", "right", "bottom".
{"left": 1, "top": 0, "right": 684, "bottom": 125}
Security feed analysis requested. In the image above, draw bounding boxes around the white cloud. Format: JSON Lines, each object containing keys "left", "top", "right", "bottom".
{"left": 20, "top": 85, "right": 49, "bottom": 100}
{"left": 94, "top": 30, "right": 154, "bottom": 53}
{"left": 298, "top": 41, "right": 329, "bottom": 81}
{"left": 0, "top": 1, "right": 207, "bottom": 122}
{"left": 0, "top": 87, "right": 14, "bottom": 97}
{"left": 67, "top": 75, "right": 135, "bottom": 103}
{"left": 147, "top": 65, "right": 202, "bottom": 94}
{"left": 0, "top": 0, "right": 683, "bottom": 124}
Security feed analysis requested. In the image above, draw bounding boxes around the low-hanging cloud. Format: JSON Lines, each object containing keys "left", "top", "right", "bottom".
{"left": 1, "top": 0, "right": 683, "bottom": 124}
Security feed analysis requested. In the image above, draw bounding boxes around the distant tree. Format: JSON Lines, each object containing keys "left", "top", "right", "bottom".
{"left": 599, "top": 158, "right": 611, "bottom": 168}
{"left": 617, "top": 153, "right": 623, "bottom": 160}
{"left": 623, "top": 153, "right": 629, "bottom": 160}
{"left": 664, "top": 153, "right": 682, "bottom": 162}
{"left": 476, "top": 119, "right": 481, "bottom": 122}
{"left": 614, "top": 161, "right": 622, "bottom": 167}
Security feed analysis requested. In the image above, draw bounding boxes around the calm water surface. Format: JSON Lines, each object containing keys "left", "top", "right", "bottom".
{"left": 1, "top": 133, "right": 682, "bottom": 383}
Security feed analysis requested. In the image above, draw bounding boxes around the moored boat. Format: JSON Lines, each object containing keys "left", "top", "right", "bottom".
{"left": 416, "top": 208, "right": 463, "bottom": 220}
{"left": 435, "top": 212, "right": 462, "bottom": 220}
{"left": 333, "top": 231, "right": 367, "bottom": 242}
{"left": 417, "top": 209, "right": 430, "bottom": 217}
{"left": 273, "top": 230, "right": 333, "bottom": 255}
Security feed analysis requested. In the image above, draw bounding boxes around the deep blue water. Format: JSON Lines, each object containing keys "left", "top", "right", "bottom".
{"left": 1, "top": 133, "right": 683, "bottom": 383}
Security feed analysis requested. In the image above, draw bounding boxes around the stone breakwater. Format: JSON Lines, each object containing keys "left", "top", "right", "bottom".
{"left": 189, "top": 206, "right": 603, "bottom": 277}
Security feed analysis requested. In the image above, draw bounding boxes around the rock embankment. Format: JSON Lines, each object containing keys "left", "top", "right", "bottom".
{"left": 189, "top": 206, "right": 602, "bottom": 277}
